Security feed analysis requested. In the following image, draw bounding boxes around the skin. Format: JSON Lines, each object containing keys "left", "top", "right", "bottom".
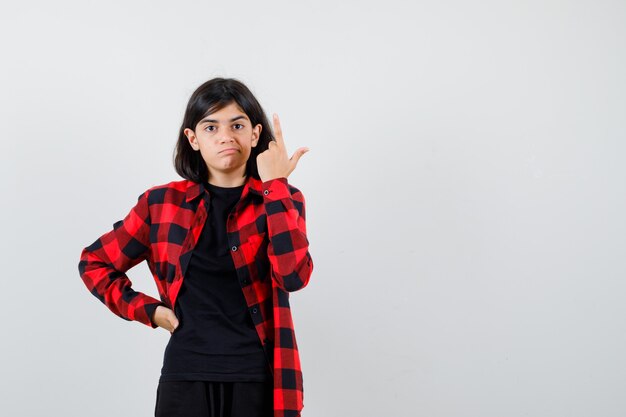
{"left": 153, "top": 101, "right": 309, "bottom": 333}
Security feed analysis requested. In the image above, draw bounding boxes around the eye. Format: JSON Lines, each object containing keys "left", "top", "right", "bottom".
{"left": 204, "top": 125, "right": 216, "bottom": 132}
{"left": 234, "top": 123, "right": 244, "bottom": 129}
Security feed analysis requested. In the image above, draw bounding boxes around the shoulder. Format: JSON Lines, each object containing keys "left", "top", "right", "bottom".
{"left": 139, "top": 179, "right": 195, "bottom": 205}
{"left": 145, "top": 178, "right": 190, "bottom": 193}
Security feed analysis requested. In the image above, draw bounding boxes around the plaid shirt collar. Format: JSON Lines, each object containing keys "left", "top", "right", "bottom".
{"left": 185, "top": 175, "right": 265, "bottom": 203}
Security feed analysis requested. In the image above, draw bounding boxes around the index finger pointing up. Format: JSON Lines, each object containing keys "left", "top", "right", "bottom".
{"left": 272, "top": 113, "right": 285, "bottom": 147}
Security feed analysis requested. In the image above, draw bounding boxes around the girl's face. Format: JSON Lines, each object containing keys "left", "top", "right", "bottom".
{"left": 184, "top": 102, "right": 262, "bottom": 181}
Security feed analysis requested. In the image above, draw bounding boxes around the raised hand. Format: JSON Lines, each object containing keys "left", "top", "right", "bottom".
{"left": 257, "top": 113, "right": 309, "bottom": 182}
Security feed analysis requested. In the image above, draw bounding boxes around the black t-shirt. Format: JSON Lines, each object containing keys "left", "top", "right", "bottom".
{"left": 159, "top": 181, "right": 271, "bottom": 382}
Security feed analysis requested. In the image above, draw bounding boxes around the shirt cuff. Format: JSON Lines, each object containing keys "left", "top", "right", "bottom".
{"left": 145, "top": 302, "right": 167, "bottom": 329}
{"left": 260, "top": 177, "right": 291, "bottom": 201}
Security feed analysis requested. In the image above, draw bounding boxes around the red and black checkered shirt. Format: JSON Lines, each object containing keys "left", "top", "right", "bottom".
{"left": 78, "top": 176, "right": 313, "bottom": 417}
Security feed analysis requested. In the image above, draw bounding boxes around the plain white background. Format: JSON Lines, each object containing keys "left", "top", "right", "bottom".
{"left": 1, "top": 1, "right": 625, "bottom": 416}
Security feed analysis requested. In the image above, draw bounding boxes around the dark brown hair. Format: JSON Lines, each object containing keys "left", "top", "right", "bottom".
{"left": 173, "top": 78, "right": 274, "bottom": 182}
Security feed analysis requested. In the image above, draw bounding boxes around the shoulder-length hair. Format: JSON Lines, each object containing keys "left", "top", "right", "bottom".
{"left": 173, "top": 77, "right": 274, "bottom": 182}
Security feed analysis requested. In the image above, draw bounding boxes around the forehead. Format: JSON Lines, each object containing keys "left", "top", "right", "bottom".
{"left": 201, "top": 102, "right": 249, "bottom": 123}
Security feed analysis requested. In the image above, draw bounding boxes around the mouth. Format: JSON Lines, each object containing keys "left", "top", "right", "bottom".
{"left": 219, "top": 148, "right": 239, "bottom": 154}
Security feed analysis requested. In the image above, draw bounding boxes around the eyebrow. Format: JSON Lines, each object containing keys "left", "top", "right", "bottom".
{"left": 198, "top": 115, "right": 248, "bottom": 125}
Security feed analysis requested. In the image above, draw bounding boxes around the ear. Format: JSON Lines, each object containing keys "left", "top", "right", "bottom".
{"left": 251, "top": 123, "right": 262, "bottom": 148}
{"left": 184, "top": 128, "right": 199, "bottom": 151}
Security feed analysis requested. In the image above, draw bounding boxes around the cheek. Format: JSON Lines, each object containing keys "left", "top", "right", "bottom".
{"left": 198, "top": 147, "right": 215, "bottom": 163}
{"left": 242, "top": 147, "right": 253, "bottom": 160}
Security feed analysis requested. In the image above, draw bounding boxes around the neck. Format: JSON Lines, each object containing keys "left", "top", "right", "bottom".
{"left": 206, "top": 166, "right": 247, "bottom": 187}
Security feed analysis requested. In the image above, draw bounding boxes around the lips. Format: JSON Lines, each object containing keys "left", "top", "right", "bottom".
{"left": 219, "top": 148, "right": 238, "bottom": 154}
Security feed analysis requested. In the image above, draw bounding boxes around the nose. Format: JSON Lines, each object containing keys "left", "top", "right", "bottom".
{"left": 218, "top": 133, "right": 235, "bottom": 144}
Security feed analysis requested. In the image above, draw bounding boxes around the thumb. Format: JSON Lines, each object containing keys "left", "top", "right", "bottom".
{"left": 289, "top": 147, "right": 309, "bottom": 166}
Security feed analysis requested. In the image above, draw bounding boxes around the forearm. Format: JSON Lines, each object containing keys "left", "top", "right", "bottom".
{"left": 79, "top": 246, "right": 163, "bottom": 328}
{"left": 78, "top": 189, "right": 162, "bottom": 328}
{"left": 262, "top": 177, "right": 314, "bottom": 292}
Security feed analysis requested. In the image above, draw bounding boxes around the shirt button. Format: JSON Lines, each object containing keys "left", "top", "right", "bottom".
{"left": 252, "top": 308, "right": 258, "bottom": 314}
{"left": 231, "top": 245, "right": 238, "bottom": 252}
{"left": 263, "top": 189, "right": 269, "bottom": 195}
{"left": 241, "top": 279, "right": 248, "bottom": 285}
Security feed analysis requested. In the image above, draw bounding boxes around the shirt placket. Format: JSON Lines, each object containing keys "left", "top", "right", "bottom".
{"left": 226, "top": 201, "right": 273, "bottom": 373}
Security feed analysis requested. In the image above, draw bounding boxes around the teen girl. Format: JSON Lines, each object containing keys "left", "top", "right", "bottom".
{"left": 78, "top": 77, "right": 313, "bottom": 417}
